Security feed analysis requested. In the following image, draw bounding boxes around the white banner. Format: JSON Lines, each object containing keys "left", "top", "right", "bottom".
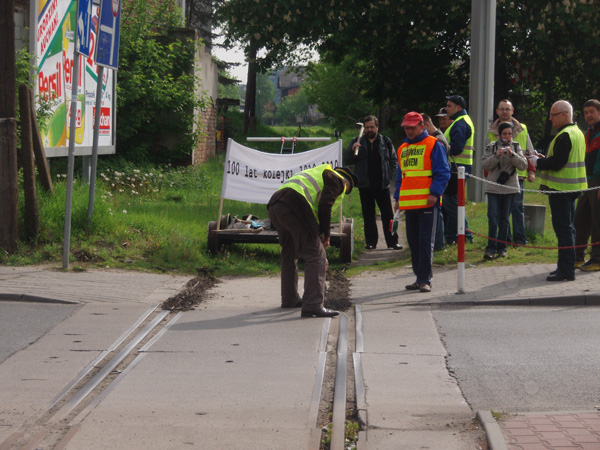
{"left": 221, "top": 139, "right": 343, "bottom": 204}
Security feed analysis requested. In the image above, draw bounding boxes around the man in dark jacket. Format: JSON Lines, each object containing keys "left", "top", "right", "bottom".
{"left": 443, "top": 95, "right": 475, "bottom": 244}
{"left": 346, "top": 115, "right": 402, "bottom": 250}
{"left": 574, "top": 99, "right": 600, "bottom": 271}
{"left": 528, "top": 100, "right": 587, "bottom": 281}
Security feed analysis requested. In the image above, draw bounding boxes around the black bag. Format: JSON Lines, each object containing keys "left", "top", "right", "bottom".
{"left": 496, "top": 171, "right": 511, "bottom": 185}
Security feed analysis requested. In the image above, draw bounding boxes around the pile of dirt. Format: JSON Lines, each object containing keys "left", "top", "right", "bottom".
{"left": 161, "top": 268, "right": 219, "bottom": 311}
{"left": 324, "top": 268, "right": 352, "bottom": 311}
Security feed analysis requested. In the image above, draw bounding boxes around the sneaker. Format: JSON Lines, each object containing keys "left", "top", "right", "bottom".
{"left": 405, "top": 282, "right": 420, "bottom": 291}
{"left": 419, "top": 283, "right": 431, "bottom": 293}
{"left": 483, "top": 250, "right": 496, "bottom": 261}
{"left": 575, "top": 259, "right": 586, "bottom": 268}
{"left": 499, "top": 249, "right": 507, "bottom": 258}
{"left": 366, "top": 244, "right": 376, "bottom": 250}
{"left": 579, "top": 259, "right": 600, "bottom": 272}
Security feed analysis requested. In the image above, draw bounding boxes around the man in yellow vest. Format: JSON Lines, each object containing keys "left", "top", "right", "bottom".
{"left": 393, "top": 112, "right": 450, "bottom": 292}
{"left": 528, "top": 100, "right": 588, "bottom": 281}
{"left": 488, "top": 99, "right": 536, "bottom": 246}
{"left": 268, "top": 164, "right": 358, "bottom": 317}
{"left": 443, "top": 95, "right": 474, "bottom": 244}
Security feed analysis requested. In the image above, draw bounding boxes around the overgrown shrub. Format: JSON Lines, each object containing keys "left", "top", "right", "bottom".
{"left": 117, "top": 0, "right": 209, "bottom": 164}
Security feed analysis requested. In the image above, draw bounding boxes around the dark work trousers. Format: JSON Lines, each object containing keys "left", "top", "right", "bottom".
{"left": 359, "top": 187, "right": 398, "bottom": 248}
{"left": 508, "top": 179, "right": 528, "bottom": 245}
{"left": 405, "top": 204, "right": 437, "bottom": 286}
{"left": 268, "top": 200, "right": 326, "bottom": 310}
{"left": 442, "top": 192, "right": 473, "bottom": 244}
{"left": 486, "top": 193, "right": 516, "bottom": 254}
{"left": 574, "top": 177, "right": 600, "bottom": 261}
{"left": 548, "top": 193, "right": 577, "bottom": 277}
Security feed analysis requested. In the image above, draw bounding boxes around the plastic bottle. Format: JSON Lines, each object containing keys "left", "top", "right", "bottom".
{"left": 389, "top": 209, "right": 402, "bottom": 234}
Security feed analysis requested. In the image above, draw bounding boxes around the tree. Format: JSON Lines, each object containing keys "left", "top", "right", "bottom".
{"left": 217, "top": 67, "right": 241, "bottom": 100}
{"left": 303, "top": 58, "right": 374, "bottom": 130}
{"left": 256, "top": 72, "right": 276, "bottom": 123}
{"left": 117, "top": 0, "right": 208, "bottom": 164}
{"left": 274, "top": 89, "right": 309, "bottom": 125}
{"left": 495, "top": 0, "right": 600, "bottom": 107}
{"left": 216, "top": 0, "right": 600, "bottom": 132}
{"left": 0, "top": 0, "right": 18, "bottom": 254}
{"left": 215, "top": 0, "right": 472, "bottom": 119}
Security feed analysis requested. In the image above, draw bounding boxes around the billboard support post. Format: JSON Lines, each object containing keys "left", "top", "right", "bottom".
{"left": 62, "top": 46, "right": 80, "bottom": 269}
{"left": 87, "top": 65, "right": 105, "bottom": 229}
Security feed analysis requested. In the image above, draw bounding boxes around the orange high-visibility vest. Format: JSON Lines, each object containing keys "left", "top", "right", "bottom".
{"left": 397, "top": 136, "right": 436, "bottom": 210}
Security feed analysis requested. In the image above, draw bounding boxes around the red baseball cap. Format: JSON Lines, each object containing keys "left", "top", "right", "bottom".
{"left": 401, "top": 112, "right": 424, "bottom": 127}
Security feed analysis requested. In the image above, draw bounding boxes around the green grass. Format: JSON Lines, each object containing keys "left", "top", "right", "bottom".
{"left": 3, "top": 113, "right": 566, "bottom": 276}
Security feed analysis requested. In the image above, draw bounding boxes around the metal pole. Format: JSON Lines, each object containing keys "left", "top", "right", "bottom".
{"left": 88, "top": 65, "right": 105, "bottom": 229}
{"left": 469, "top": 0, "right": 496, "bottom": 203}
{"left": 457, "top": 167, "right": 466, "bottom": 294}
{"left": 246, "top": 137, "right": 331, "bottom": 142}
{"left": 62, "top": 43, "right": 81, "bottom": 269}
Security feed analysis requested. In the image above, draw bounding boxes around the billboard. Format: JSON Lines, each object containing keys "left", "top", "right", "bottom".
{"left": 35, "top": 0, "right": 116, "bottom": 157}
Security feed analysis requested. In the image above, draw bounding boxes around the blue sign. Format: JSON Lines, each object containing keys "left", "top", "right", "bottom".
{"left": 76, "top": 0, "right": 93, "bottom": 56}
{"left": 95, "top": 0, "right": 121, "bottom": 69}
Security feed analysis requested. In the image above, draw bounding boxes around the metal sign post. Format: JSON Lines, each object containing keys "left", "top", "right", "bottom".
{"left": 63, "top": 0, "right": 94, "bottom": 269}
{"left": 87, "top": 65, "right": 104, "bottom": 229}
{"left": 88, "top": 0, "right": 121, "bottom": 228}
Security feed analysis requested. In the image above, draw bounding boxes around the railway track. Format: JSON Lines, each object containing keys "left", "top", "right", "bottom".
{"left": 0, "top": 303, "right": 364, "bottom": 450}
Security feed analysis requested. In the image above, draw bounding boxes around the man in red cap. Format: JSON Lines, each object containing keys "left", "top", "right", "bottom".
{"left": 393, "top": 112, "right": 450, "bottom": 292}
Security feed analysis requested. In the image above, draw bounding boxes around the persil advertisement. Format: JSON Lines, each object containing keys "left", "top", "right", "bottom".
{"left": 35, "top": 0, "right": 116, "bottom": 157}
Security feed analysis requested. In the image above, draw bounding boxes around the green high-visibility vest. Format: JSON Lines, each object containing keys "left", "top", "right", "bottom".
{"left": 537, "top": 124, "right": 587, "bottom": 191}
{"left": 444, "top": 114, "right": 475, "bottom": 165}
{"left": 278, "top": 164, "right": 345, "bottom": 221}
{"left": 488, "top": 123, "right": 529, "bottom": 177}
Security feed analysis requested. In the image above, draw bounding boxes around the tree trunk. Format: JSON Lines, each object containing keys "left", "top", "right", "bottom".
{"left": 19, "top": 84, "right": 39, "bottom": 241}
{"left": 0, "top": 0, "right": 19, "bottom": 254}
{"left": 29, "top": 86, "right": 54, "bottom": 195}
{"left": 243, "top": 42, "right": 257, "bottom": 134}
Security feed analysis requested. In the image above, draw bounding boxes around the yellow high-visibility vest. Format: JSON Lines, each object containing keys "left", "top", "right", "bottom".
{"left": 444, "top": 114, "right": 475, "bottom": 165}
{"left": 537, "top": 124, "right": 587, "bottom": 191}
{"left": 278, "top": 164, "right": 345, "bottom": 221}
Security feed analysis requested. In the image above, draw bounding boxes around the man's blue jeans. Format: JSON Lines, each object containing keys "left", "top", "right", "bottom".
{"left": 486, "top": 193, "right": 516, "bottom": 253}
{"left": 548, "top": 193, "right": 577, "bottom": 277}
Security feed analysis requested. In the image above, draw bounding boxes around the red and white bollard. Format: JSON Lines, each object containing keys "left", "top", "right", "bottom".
{"left": 457, "top": 166, "right": 465, "bottom": 294}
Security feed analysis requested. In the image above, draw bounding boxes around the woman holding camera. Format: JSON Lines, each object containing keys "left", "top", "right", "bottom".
{"left": 482, "top": 122, "right": 529, "bottom": 260}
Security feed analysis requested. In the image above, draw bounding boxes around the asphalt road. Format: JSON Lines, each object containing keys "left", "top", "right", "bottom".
{"left": 434, "top": 305, "right": 600, "bottom": 413}
{"left": 0, "top": 302, "right": 80, "bottom": 365}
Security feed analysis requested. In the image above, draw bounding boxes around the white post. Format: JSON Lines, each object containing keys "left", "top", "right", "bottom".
{"left": 457, "top": 167, "right": 466, "bottom": 294}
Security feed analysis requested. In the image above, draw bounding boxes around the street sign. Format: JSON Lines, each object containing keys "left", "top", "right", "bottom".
{"left": 76, "top": 0, "right": 93, "bottom": 56}
{"left": 95, "top": 0, "right": 121, "bottom": 69}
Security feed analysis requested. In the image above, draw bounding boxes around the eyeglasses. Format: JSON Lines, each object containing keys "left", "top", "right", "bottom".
{"left": 549, "top": 111, "right": 565, "bottom": 117}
